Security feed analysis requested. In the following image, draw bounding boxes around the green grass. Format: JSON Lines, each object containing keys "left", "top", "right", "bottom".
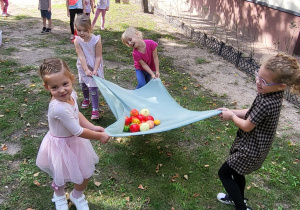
{"left": 0, "top": 1, "right": 299, "bottom": 210}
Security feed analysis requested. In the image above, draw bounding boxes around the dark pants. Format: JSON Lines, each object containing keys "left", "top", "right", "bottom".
{"left": 69, "top": 9, "right": 83, "bottom": 34}
{"left": 218, "top": 162, "right": 247, "bottom": 210}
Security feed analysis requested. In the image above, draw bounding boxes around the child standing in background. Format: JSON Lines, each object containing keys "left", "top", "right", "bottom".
{"left": 121, "top": 27, "right": 160, "bottom": 89}
{"left": 217, "top": 54, "right": 300, "bottom": 210}
{"left": 92, "top": 0, "right": 109, "bottom": 30}
{"left": 85, "top": 0, "right": 94, "bottom": 16}
{"left": 74, "top": 14, "right": 104, "bottom": 120}
{"left": 36, "top": 58, "right": 110, "bottom": 210}
{"left": 1, "top": 0, "right": 9, "bottom": 16}
{"left": 39, "top": 0, "right": 52, "bottom": 33}
{"left": 66, "top": 0, "right": 86, "bottom": 40}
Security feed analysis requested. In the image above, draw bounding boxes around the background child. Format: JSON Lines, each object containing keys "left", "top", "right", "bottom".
{"left": 91, "top": 0, "right": 109, "bottom": 30}
{"left": 66, "top": 0, "right": 86, "bottom": 40}
{"left": 121, "top": 27, "right": 160, "bottom": 89}
{"left": 216, "top": 54, "right": 300, "bottom": 210}
{"left": 39, "top": 0, "right": 52, "bottom": 33}
{"left": 74, "top": 14, "right": 104, "bottom": 120}
{"left": 85, "top": 0, "right": 94, "bottom": 16}
{"left": 36, "top": 58, "right": 110, "bottom": 210}
{"left": 1, "top": 0, "right": 9, "bottom": 16}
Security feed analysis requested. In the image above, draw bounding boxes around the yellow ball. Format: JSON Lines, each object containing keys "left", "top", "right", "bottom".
{"left": 154, "top": 119, "right": 160, "bottom": 125}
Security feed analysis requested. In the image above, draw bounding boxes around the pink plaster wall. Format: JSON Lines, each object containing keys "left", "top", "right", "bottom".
{"left": 189, "top": 0, "right": 300, "bottom": 54}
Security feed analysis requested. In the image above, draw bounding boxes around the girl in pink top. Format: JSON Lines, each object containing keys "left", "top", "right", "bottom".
{"left": 36, "top": 58, "right": 110, "bottom": 210}
{"left": 122, "top": 27, "right": 160, "bottom": 89}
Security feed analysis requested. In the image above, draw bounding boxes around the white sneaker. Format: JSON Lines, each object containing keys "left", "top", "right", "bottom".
{"left": 51, "top": 193, "right": 68, "bottom": 210}
{"left": 70, "top": 34, "right": 74, "bottom": 40}
{"left": 70, "top": 191, "right": 89, "bottom": 210}
{"left": 217, "top": 193, "right": 235, "bottom": 205}
{"left": 217, "top": 192, "right": 248, "bottom": 206}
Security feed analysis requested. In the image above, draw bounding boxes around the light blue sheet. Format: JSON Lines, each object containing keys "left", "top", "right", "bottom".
{"left": 93, "top": 76, "right": 221, "bottom": 137}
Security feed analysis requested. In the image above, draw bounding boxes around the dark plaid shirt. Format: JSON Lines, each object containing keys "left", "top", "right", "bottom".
{"left": 227, "top": 90, "right": 284, "bottom": 175}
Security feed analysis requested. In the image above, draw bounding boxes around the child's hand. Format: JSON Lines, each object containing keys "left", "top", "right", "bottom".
{"left": 151, "top": 74, "right": 156, "bottom": 79}
{"left": 94, "top": 126, "right": 105, "bottom": 132}
{"left": 92, "top": 70, "right": 98, "bottom": 76}
{"left": 85, "top": 70, "right": 93, "bottom": 77}
{"left": 218, "top": 108, "right": 234, "bottom": 121}
{"left": 98, "top": 132, "right": 110, "bottom": 144}
{"left": 155, "top": 72, "right": 160, "bottom": 78}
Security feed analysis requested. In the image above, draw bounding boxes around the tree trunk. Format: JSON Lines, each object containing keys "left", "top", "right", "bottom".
{"left": 141, "top": 0, "right": 149, "bottom": 13}
{"left": 115, "top": 0, "right": 120, "bottom": 3}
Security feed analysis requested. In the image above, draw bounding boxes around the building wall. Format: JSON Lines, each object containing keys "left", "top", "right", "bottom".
{"left": 189, "top": 0, "right": 300, "bottom": 55}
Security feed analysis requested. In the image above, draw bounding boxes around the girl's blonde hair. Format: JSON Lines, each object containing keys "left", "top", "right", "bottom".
{"left": 75, "top": 14, "right": 92, "bottom": 32}
{"left": 39, "top": 58, "right": 74, "bottom": 85}
{"left": 264, "top": 53, "right": 300, "bottom": 92}
{"left": 121, "top": 27, "right": 143, "bottom": 47}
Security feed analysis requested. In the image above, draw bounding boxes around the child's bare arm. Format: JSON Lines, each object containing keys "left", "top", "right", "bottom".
{"left": 218, "top": 108, "right": 255, "bottom": 132}
{"left": 93, "top": 38, "right": 103, "bottom": 75}
{"left": 139, "top": 60, "right": 156, "bottom": 78}
{"left": 78, "top": 112, "right": 109, "bottom": 143}
{"left": 91, "top": 0, "right": 94, "bottom": 13}
{"left": 66, "top": 0, "right": 70, "bottom": 16}
{"left": 153, "top": 48, "right": 160, "bottom": 78}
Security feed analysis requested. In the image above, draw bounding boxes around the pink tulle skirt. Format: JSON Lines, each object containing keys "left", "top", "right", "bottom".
{"left": 36, "top": 132, "right": 99, "bottom": 187}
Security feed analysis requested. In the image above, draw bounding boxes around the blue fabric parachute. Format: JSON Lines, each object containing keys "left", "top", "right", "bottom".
{"left": 93, "top": 76, "right": 221, "bottom": 137}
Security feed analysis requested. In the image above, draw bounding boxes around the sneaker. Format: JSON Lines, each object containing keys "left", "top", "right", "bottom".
{"left": 2, "top": 13, "right": 10, "bottom": 17}
{"left": 51, "top": 193, "right": 68, "bottom": 210}
{"left": 41, "top": 27, "right": 46, "bottom": 33}
{"left": 217, "top": 193, "right": 248, "bottom": 206}
{"left": 45, "top": 28, "right": 52, "bottom": 33}
{"left": 81, "top": 100, "right": 90, "bottom": 108}
{"left": 91, "top": 110, "right": 99, "bottom": 120}
{"left": 70, "top": 34, "right": 74, "bottom": 40}
{"left": 217, "top": 193, "right": 235, "bottom": 205}
{"left": 100, "top": 27, "right": 105, "bottom": 30}
{"left": 70, "top": 191, "right": 89, "bottom": 210}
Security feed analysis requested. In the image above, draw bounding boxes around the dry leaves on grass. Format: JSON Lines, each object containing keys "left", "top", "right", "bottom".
{"left": 1, "top": 144, "right": 8, "bottom": 151}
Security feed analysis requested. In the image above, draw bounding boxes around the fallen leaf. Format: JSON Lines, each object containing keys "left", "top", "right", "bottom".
{"left": 30, "top": 84, "right": 36, "bottom": 87}
{"left": 166, "top": 152, "right": 172, "bottom": 157}
{"left": 288, "top": 141, "right": 296, "bottom": 146}
{"left": 184, "top": 175, "right": 188, "bottom": 180}
{"left": 156, "top": 163, "right": 162, "bottom": 170}
{"left": 138, "top": 184, "right": 145, "bottom": 190}
{"left": 193, "top": 193, "right": 200, "bottom": 197}
{"left": 183, "top": 86, "right": 187, "bottom": 90}
{"left": 33, "top": 172, "right": 39, "bottom": 177}
{"left": 204, "top": 165, "right": 209, "bottom": 168}
{"left": 1, "top": 144, "right": 7, "bottom": 151}
{"left": 33, "top": 180, "right": 40, "bottom": 186}
{"left": 125, "top": 197, "right": 130, "bottom": 201}
{"left": 94, "top": 181, "right": 101, "bottom": 187}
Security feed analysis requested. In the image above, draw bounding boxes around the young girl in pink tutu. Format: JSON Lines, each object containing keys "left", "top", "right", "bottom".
{"left": 36, "top": 58, "right": 110, "bottom": 210}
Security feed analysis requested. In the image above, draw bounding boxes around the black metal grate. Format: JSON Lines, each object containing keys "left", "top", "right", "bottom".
{"left": 155, "top": 9, "right": 300, "bottom": 108}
